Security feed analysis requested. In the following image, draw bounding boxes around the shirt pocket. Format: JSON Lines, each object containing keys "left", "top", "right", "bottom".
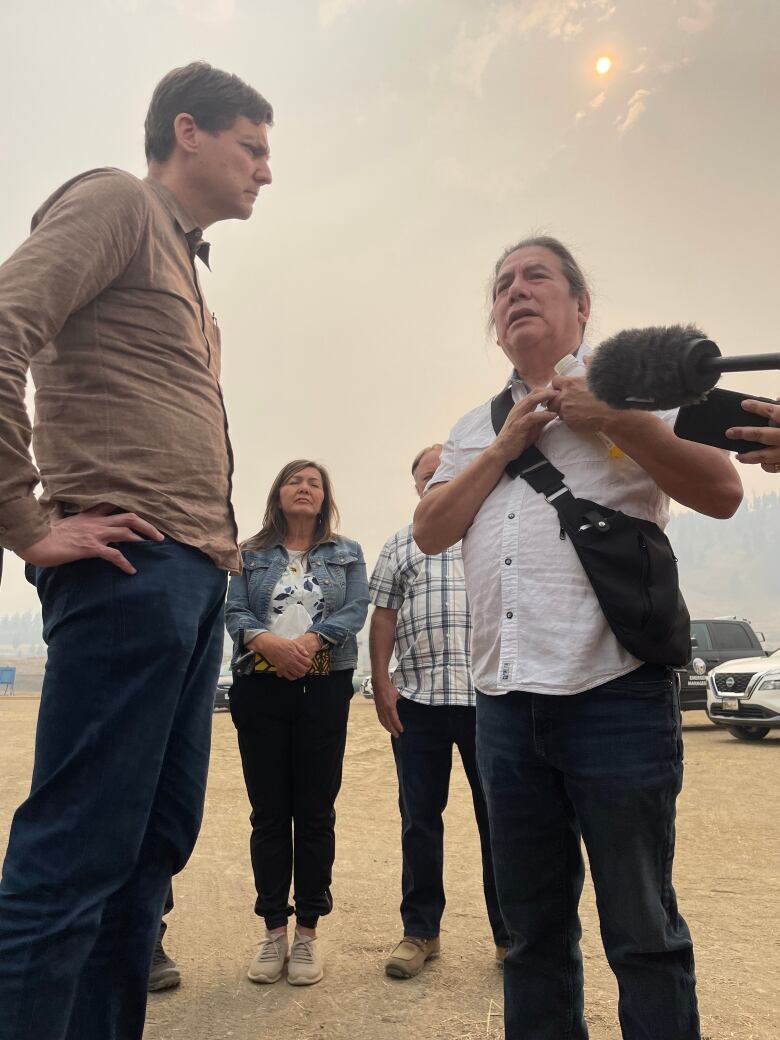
{"left": 245, "top": 559, "right": 272, "bottom": 595}
{"left": 207, "top": 312, "right": 222, "bottom": 374}
{"left": 543, "top": 421, "right": 612, "bottom": 466}
{"left": 455, "top": 433, "right": 495, "bottom": 470}
{"left": 322, "top": 552, "right": 358, "bottom": 594}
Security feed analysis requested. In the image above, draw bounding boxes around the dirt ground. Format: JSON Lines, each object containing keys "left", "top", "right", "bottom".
{"left": 1, "top": 695, "right": 778, "bottom": 1040}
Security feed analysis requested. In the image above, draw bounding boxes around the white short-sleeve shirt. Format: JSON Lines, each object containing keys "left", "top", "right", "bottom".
{"left": 431, "top": 363, "right": 677, "bottom": 697}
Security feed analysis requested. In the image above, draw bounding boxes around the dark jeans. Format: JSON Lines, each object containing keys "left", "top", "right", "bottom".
{"left": 229, "top": 669, "right": 353, "bottom": 930}
{"left": 0, "top": 539, "right": 226, "bottom": 1040}
{"left": 477, "top": 664, "right": 700, "bottom": 1040}
{"left": 158, "top": 885, "right": 175, "bottom": 943}
{"left": 392, "top": 698, "right": 509, "bottom": 945}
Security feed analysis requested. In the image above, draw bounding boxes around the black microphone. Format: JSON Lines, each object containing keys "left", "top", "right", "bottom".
{"left": 586, "top": 324, "right": 780, "bottom": 410}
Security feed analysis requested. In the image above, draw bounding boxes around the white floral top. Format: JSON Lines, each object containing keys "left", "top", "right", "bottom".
{"left": 266, "top": 549, "right": 325, "bottom": 636}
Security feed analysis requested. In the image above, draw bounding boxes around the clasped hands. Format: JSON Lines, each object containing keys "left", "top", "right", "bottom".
{"left": 246, "top": 630, "right": 324, "bottom": 680}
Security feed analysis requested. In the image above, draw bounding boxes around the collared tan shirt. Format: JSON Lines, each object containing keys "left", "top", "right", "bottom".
{"left": 0, "top": 167, "right": 240, "bottom": 572}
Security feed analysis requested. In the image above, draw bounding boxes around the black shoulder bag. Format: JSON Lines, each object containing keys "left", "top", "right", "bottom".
{"left": 491, "top": 387, "right": 691, "bottom": 667}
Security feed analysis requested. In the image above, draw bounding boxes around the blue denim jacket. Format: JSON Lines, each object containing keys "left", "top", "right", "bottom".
{"left": 225, "top": 536, "right": 369, "bottom": 671}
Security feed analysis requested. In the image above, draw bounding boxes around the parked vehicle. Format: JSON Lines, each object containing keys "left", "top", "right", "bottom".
{"left": 675, "top": 618, "right": 767, "bottom": 710}
{"left": 214, "top": 668, "right": 232, "bottom": 712}
{"left": 706, "top": 648, "right": 780, "bottom": 741}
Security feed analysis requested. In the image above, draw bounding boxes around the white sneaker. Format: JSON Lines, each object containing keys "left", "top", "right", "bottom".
{"left": 287, "top": 931, "right": 324, "bottom": 986}
{"left": 247, "top": 930, "right": 289, "bottom": 983}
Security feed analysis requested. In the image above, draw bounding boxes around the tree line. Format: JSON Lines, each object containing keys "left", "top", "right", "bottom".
{"left": 2, "top": 493, "right": 779, "bottom": 653}
{"left": 668, "top": 491, "right": 780, "bottom": 645}
{"left": 0, "top": 610, "right": 45, "bottom": 654}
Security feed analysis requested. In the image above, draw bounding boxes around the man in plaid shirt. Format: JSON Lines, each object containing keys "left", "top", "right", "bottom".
{"left": 368, "top": 444, "right": 509, "bottom": 979}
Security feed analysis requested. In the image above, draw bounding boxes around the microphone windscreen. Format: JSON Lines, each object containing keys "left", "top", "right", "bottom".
{"left": 587, "top": 324, "right": 712, "bottom": 410}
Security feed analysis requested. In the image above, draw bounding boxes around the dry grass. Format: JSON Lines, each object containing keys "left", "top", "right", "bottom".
{"left": 1, "top": 699, "right": 778, "bottom": 1038}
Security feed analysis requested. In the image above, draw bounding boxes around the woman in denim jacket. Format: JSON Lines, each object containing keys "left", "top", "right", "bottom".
{"left": 225, "top": 459, "right": 369, "bottom": 988}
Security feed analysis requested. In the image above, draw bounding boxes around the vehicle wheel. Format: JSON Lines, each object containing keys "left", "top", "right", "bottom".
{"left": 726, "top": 725, "right": 770, "bottom": 741}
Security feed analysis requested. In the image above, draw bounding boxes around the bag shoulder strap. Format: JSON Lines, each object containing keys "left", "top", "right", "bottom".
{"left": 490, "top": 385, "right": 565, "bottom": 492}
{"left": 490, "top": 387, "right": 610, "bottom": 532}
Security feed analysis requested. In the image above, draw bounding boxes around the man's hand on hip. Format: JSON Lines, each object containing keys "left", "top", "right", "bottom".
{"left": 18, "top": 503, "right": 164, "bottom": 576}
{"left": 373, "top": 675, "right": 404, "bottom": 738}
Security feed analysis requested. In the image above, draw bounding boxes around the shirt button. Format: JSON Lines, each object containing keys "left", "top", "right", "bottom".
{"left": 508, "top": 513, "right": 515, "bottom": 519}
{"left": 505, "top": 558, "right": 512, "bottom": 565}
{"left": 506, "top": 611, "right": 513, "bottom": 619}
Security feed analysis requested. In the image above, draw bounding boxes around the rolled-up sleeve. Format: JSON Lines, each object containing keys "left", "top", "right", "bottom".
{"left": 428, "top": 432, "right": 458, "bottom": 488}
{"left": 368, "top": 533, "right": 404, "bottom": 609}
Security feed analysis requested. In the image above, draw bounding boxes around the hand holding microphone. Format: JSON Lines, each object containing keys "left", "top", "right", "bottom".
{"left": 726, "top": 398, "right": 780, "bottom": 473}
{"left": 585, "top": 324, "right": 780, "bottom": 471}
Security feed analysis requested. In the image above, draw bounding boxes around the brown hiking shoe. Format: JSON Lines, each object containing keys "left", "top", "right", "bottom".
{"left": 385, "top": 936, "right": 440, "bottom": 979}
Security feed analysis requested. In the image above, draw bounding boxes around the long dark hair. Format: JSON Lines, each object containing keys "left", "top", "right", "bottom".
{"left": 242, "top": 460, "right": 340, "bottom": 551}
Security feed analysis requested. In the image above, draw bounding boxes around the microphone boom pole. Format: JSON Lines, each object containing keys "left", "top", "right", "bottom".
{"left": 709, "top": 352, "right": 780, "bottom": 374}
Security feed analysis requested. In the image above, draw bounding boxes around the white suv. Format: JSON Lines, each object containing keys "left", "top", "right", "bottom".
{"left": 706, "top": 649, "right": 780, "bottom": 741}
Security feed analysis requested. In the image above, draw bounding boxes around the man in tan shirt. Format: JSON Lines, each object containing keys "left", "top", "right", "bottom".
{"left": 0, "top": 62, "right": 272, "bottom": 1040}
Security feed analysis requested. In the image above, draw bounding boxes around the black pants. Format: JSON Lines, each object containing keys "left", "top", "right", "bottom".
{"left": 229, "top": 670, "right": 353, "bottom": 929}
{"left": 392, "top": 698, "right": 509, "bottom": 945}
{"left": 158, "top": 886, "right": 174, "bottom": 942}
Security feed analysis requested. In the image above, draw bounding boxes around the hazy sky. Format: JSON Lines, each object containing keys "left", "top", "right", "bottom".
{"left": 1, "top": 0, "right": 779, "bottom": 613}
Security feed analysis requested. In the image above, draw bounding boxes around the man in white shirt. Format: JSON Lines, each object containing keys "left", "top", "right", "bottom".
{"left": 369, "top": 445, "right": 508, "bottom": 979}
{"left": 414, "top": 236, "right": 742, "bottom": 1040}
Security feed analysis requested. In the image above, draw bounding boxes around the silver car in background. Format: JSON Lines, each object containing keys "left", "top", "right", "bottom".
{"left": 706, "top": 649, "right": 780, "bottom": 741}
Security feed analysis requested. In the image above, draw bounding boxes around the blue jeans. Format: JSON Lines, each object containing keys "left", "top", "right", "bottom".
{"left": 392, "top": 698, "right": 509, "bottom": 946}
{"left": 0, "top": 539, "right": 226, "bottom": 1040}
{"left": 476, "top": 664, "right": 700, "bottom": 1040}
